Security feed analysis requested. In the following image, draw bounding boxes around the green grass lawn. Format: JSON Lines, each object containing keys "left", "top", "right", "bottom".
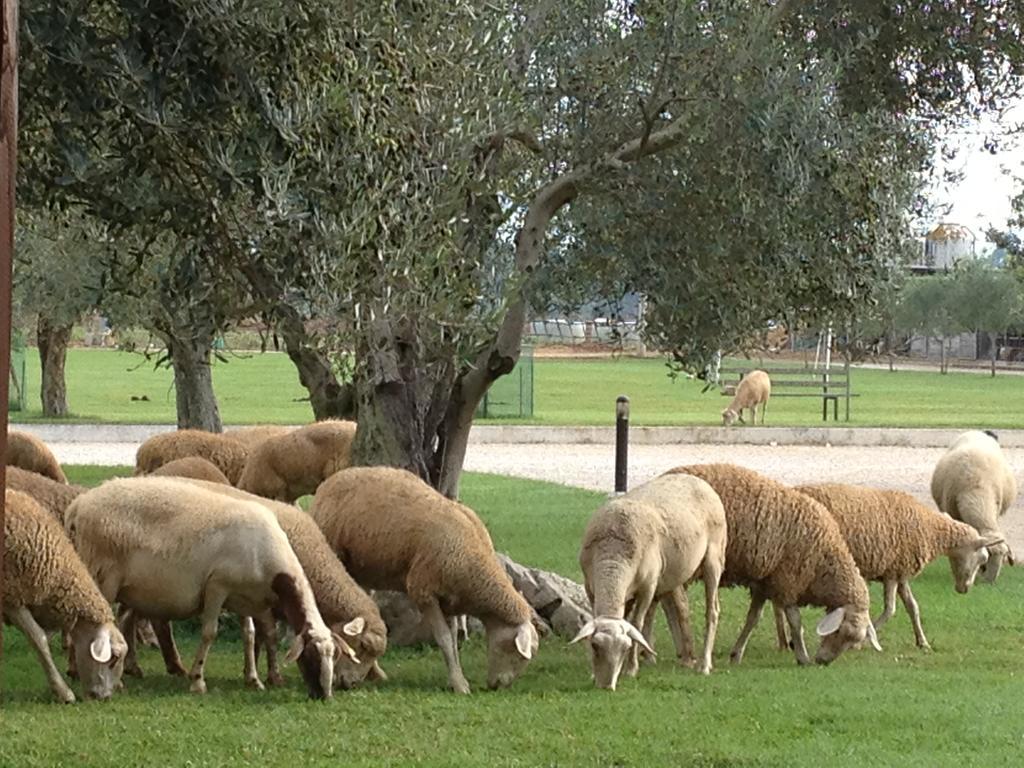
{"left": 3, "top": 468, "right": 1024, "bottom": 766}
{"left": 9, "top": 348, "right": 1024, "bottom": 428}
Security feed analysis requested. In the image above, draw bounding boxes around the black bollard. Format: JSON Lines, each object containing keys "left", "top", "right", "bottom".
{"left": 615, "top": 395, "right": 629, "bottom": 494}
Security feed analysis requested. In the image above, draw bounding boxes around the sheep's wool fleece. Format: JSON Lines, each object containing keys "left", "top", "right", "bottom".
{"left": 135, "top": 430, "right": 248, "bottom": 484}
{"left": 151, "top": 456, "right": 231, "bottom": 485}
{"left": 226, "top": 425, "right": 296, "bottom": 451}
{"left": 239, "top": 420, "right": 356, "bottom": 493}
{"left": 797, "top": 484, "right": 979, "bottom": 581}
{"left": 930, "top": 430, "right": 1017, "bottom": 524}
{"left": 6, "top": 466, "right": 85, "bottom": 524}
{"left": 311, "top": 466, "right": 531, "bottom": 625}
{"left": 6, "top": 431, "right": 67, "bottom": 483}
{"left": 665, "top": 464, "right": 866, "bottom": 609}
{"left": 3, "top": 489, "right": 114, "bottom": 627}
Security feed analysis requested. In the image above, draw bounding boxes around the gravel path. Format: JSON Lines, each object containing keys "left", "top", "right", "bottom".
{"left": 47, "top": 440, "right": 1024, "bottom": 555}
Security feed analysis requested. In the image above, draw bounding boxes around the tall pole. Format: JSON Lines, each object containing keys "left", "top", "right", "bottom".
{"left": 0, "top": 0, "right": 19, "bottom": 682}
{"left": 614, "top": 395, "right": 629, "bottom": 494}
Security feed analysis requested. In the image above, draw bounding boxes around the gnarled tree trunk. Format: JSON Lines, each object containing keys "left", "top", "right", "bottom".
{"left": 164, "top": 333, "right": 222, "bottom": 431}
{"left": 278, "top": 312, "right": 354, "bottom": 421}
{"left": 37, "top": 314, "right": 71, "bottom": 417}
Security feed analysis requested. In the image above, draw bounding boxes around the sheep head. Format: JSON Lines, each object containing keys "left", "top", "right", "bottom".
{"left": 571, "top": 617, "right": 654, "bottom": 691}
{"left": 814, "top": 605, "right": 880, "bottom": 665}
{"left": 948, "top": 533, "right": 1005, "bottom": 593}
{"left": 485, "top": 620, "right": 539, "bottom": 690}
{"left": 71, "top": 620, "right": 127, "bottom": 701}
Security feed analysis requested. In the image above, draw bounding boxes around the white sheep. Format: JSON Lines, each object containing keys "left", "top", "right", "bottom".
{"left": 64, "top": 477, "right": 350, "bottom": 698}
{"left": 3, "top": 489, "right": 127, "bottom": 702}
{"left": 665, "top": 464, "right": 880, "bottom": 666}
{"left": 572, "top": 473, "right": 726, "bottom": 690}
{"left": 310, "top": 466, "right": 539, "bottom": 694}
{"left": 773, "top": 484, "right": 1001, "bottom": 650}
{"left": 721, "top": 369, "right": 771, "bottom": 426}
{"left": 930, "top": 430, "right": 1018, "bottom": 582}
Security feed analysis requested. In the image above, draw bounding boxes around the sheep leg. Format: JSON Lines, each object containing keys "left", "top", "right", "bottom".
{"left": 729, "top": 592, "right": 766, "bottom": 665}
{"left": 254, "top": 611, "right": 284, "bottom": 687}
{"left": 188, "top": 588, "right": 229, "bottom": 694}
{"left": 64, "top": 630, "right": 78, "bottom": 679}
{"left": 639, "top": 602, "right": 658, "bottom": 666}
{"left": 698, "top": 558, "right": 723, "bottom": 676}
{"left": 897, "top": 582, "right": 930, "bottom": 650}
{"left": 982, "top": 548, "right": 1006, "bottom": 583}
{"left": 9, "top": 606, "right": 76, "bottom": 703}
{"left": 660, "top": 588, "right": 696, "bottom": 668}
{"left": 420, "top": 599, "right": 471, "bottom": 694}
{"left": 783, "top": 606, "right": 811, "bottom": 666}
{"left": 151, "top": 620, "right": 187, "bottom": 676}
{"left": 120, "top": 609, "right": 145, "bottom": 678}
{"left": 624, "top": 585, "right": 656, "bottom": 677}
{"left": 241, "top": 616, "right": 265, "bottom": 690}
{"left": 873, "top": 580, "right": 898, "bottom": 632}
{"left": 772, "top": 602, "right": 790, "bottom": 650}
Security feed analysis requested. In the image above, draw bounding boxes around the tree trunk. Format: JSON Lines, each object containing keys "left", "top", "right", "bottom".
{"left": 280, "top": 326, "right": 355, "bottom": 421}
{"left": 991, "top": 331, "right": 998, "bottom": 377}
{"left": 165, "top": 334, "right": 222, "bottom": 431}
{"left": 940, "top": 336, "right": 947, "bottom": 374}
{"left": 37, "top": 314, "right": 71, "bottom": 417}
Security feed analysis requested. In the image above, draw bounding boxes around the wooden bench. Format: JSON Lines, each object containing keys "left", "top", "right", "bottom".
{"left": 719, "top": 361, "right": 857, "bottom": 422}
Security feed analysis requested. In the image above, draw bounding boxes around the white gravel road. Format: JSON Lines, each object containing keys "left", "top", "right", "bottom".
{"left": 46, "top": 440, "right": 1024, "bottom": 554}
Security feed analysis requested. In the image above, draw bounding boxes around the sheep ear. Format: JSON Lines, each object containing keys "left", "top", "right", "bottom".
{"left": 331, "top": 632, "right": 360, "bottom": 664}
{"left": 978, "top": 535, "right": 1005, "bottom": 551}
{"left": 816, "top": 607, "right": 845, "bottom": 637}
{"left": 342, "top": 617, "right": 366, "bottom": 637}
{"left": 514, "top": 623, "right": 534, "bottom": 660}
{"left": 625, "top": 623, "right": 656, "bottom": 657}
{"left": 284, "top": 634, "right": 306, "bottom": 664}
{"left": 90, "top": 631, "right": 113, "bottom": 664}
{"left": 865, "top": 622, "right": 882, "bottom": 652}
{"left": 570, "top": 620, "right": 597, "bottom": 645}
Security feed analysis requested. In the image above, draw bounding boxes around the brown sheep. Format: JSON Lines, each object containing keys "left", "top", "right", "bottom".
{"left": 226, "top": 425, "right": 296, "bottom": 451}
{"left": 6, "top": 430, "right": 67, "bottom": 482}
{"left": 150, "top": 456, "right": 231, "bottom": 485}
{"left": 721, "top": 370, "right": 771, "bottom": 426}
{"left": 6, "top": 465, "right": 85, "bottom": 523}
{"left": 134, "top": 429, "right": 249, "bottom": 485}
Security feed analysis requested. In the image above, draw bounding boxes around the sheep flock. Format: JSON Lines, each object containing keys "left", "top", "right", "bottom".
{"left": 1, "top": 425, "right": 1018, "bottom": 703}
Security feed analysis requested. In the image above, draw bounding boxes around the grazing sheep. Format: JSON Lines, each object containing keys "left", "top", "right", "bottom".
{"left": 238, "top": 420, "right": 356, "bottom": 502}
{"left": 6, "top": 430, "right": 67, "bottom": 482}
{"left": 64, "top": 477, "right": 348, "bottom": 698}
{"left": 931, "top": 430, "right": 1018, "bottom": 583}
{"left": 787, "top": 484, "right": 1001, "bottom": 650}
{"left": 721, "top": 370, "right": 771, "bottom": 426}
{"left": 150, "top": 456, "right": 231, "bottom": 485}
{"left": 160, "top": 480, "right": 389, "bottom": 690}
{"left": 6, "top": 465, "right": 85, "bottom": 523}
{"left": 3, "top": 489, "right": 127, "bottom": 702}
{"left": 310, "top": 466, "right": 539, "bottom": 694}
{"left": 227, "top": 425, "right": 296, "bottom": 451}
{"left": 573, "top": 474, "right": 726, "bottom": 690}
{"left": 665, "top": 464, "right": 879, "bottom": 666}
{"left": 134, "top": 429, "right": 249, "bottom": 485}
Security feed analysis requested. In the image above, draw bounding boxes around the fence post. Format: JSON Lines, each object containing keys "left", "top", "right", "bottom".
{"left": 615, "top": 395, "right": 629, "bottom": 494}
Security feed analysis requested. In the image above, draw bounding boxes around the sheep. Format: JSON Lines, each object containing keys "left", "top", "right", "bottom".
{"left": 64, "top": 477, "right": 350, "bottom": 698}
{"left": 149, "top": 456, "right": 231, "bottom": 485}
{"left": 3, "top": 489, "right": 127, "bottom": 702}
{"left": 664, "top": 464, "right": 879, "bottom": 666}
{"left": 6, "top": 465, "right": 85, "bottom": 523}
{"left": 227, "top": 425, "right": 295, "bottom": 451}
{"left": 572, "top": 473, "right": 726, "bottom": 690}
{"left": 134, "top": 429, "right": 249, "bottom": 485}
{"left": 721, "top": 369, "right": 771, "bottom": 426}
{"left": 310, "top": 466, "right": 539, "bottom": 694}
{"left": 238, "top": 420, "right": 356, "bottom": 502}
{"left": 149, "top": 480, "right": 388, "bottom": 690}
{"left": 930, "top": 429, "right": 1018, "bottom": 583}
{"left": 780, "top": 484, "right": 1001, "bottom": 650}
{"left": 6, "top": 430, "right": 67, "bottom": 482}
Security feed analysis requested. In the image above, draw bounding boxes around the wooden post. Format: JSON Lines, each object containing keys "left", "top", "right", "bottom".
{"left": 614, "top": 395, "right": 629, "bottom": 494}
{"left": 0, "top": 0, "right": 19, "bottom": 683}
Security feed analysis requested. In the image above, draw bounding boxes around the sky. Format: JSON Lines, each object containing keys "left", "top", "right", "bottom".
{"left": 926, "top": 98, "right": 1024, "bottom": 250}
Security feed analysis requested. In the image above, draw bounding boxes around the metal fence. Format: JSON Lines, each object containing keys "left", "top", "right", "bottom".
{"left": 476, "top": 345, "right": 534, "bottom": 418}
{"left": 525, "top": 318, "right": 643, "bottom": 346}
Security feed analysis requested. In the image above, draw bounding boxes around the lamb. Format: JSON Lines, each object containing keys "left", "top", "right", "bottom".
{"left": 151, "top": 480, "right": 388, "bottom": 690}
{"left": 781, "top": 484, "right": 1000, "bottom": 650}
{"left": 134, "top": 429, "right": 249, "bottom": 485}
{"left": 721, "top": 369, "right": 771, "bottom": 426}
{"left": 238, "top": 420, "right": 356, "bottom": 501}
{"left": 3, "top": 489, "right": 127, "bottom": 702}
{"left": 150, "top": 456, "right": 231, "bottom": 485}
{"left": 310, "top": 466, "right": 539, "bottom": 694}
{"left": 930, "top": 429, "right": 1018, "bottom": 582}
{"left": 664, "top": 464, "right": 879, "bottom": 665}
{"left": 6, "top": 465, "right": 85, "bottom": 523}
{"left": 227, "top": 425, "right": 295, "bottom": 451}
{"left": 6, "top": 430, "right": 68, "bottom": 482}
{"left": 572, "top": 473, "right": 726, "bottom": 690}
{"left": 64, "top": 477, "right": 349, "bottom": 698}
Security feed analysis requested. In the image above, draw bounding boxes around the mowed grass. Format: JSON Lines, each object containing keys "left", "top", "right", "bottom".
{"left": 8, "top": 347, "right": 1024, "bottom": 428}
{"left": 3, "top": 468, "right": 1024, "bottom": 766}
